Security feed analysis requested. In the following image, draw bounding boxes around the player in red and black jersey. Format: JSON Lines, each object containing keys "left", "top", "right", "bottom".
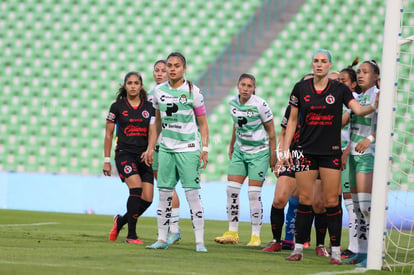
{"left": 282, "top": 50, "right": 378, "bottom": 265}
{"left": 103, "top": 72, "right": 156, "bottom": 244}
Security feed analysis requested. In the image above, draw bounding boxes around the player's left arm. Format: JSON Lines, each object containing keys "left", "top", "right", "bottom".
{"left": 196, "top": 114, "right": 209, "bottom": 169}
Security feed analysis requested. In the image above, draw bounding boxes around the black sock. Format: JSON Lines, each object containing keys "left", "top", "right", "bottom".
{"left": 270, "top": 206, "right": 284, "bottom": 242}
{"left": 126, "top": 188, "right": 142, "bottom": 239}
{"left": 295, "top": 204, "right": 313, "bottom": 244}
{"left": 326, "top": 204, "right": 342, "bottom": 247}
{"left": 136, "top": 198, "right": 152, "bottom": 217}
{"left": 314, "top": 212, "right": 328, "bottom": 246}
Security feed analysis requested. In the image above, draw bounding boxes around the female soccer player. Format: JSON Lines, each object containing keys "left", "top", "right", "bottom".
{"left": 342, "top": 60, "right": 380, "bottom": 267}
{"left": 262, "top": 105, "right": 297, "bottom": 252}
{"left": 104, "top": 72, "right": 155, "bottom": 244}
{"left": 148, "top": 60, "right": 182, "bottom": 245}
{"left": 282, "top": 49, "right": 378, "bottom": 265}
{"left": 144, "top": 52, "right": 209, "bottom": 252}
{"left": 338, "top": 57, "right": 361, "bottom": 260}
{"left": 214, "top": 73, "right": 276, "bottom": 247}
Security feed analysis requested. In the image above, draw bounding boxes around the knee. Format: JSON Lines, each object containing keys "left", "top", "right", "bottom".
{"left": 273, "top": 195, "right": 289, "bottom": 209}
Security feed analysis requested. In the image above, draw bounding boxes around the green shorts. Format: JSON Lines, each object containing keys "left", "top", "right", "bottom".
{"left": 228, "top": 147, "right": 269, "bottom": 181}
{"left": 349, "top": 154, "right": 375, "bottom": 189}
{"left": 157, "top": 150, "right": 201, "bottom": 189}
{"left": 151, "top": 146, "right": 159, "bottom": 171}
{"left": 341, "top": 157, "right": 350, "bottom": 193}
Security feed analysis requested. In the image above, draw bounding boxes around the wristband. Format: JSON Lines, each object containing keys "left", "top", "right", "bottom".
{"left": 202, "top": 146, "right": 209, "bottom": 152}
{"left": 367, "top": 135, "right": 375, "bottom": 142}
{"left": 371, "top": 103, "right": 377, "bottom": 110}
{"left": 104, "top": 157, "right": 111, "bottom": 163}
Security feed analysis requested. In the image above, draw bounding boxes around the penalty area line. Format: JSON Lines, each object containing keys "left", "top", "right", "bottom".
{"left": 0, "top": 222, "right": 59, "bottom": 227}
{"left": 0, "top": 260, "right": 205, "bottom": 274}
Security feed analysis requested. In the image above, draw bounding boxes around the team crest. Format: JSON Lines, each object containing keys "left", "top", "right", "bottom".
{"left": 179, "top": 94, "right": 187, "bottom": 104}
{"left": 124, "top": 165, "right": 132, "bottom": 174}
{"left": 326, "top": 94, "right": 335, "bottom": 104}
{"left": 142, "top": 110, "right": 150, "bottom": 118}
{"left": 247, "top": 109, "right": 253, "bottom": 117}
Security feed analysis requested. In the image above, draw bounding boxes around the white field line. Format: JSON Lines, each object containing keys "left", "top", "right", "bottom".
{"left": 0, "top": 260, "right": 204, "bottom": 274}
{"left": 307, "top": 267, "right": 368, "bottom": 275}
{"left": 0, "top": 222, "right": 59, "bottom": 227}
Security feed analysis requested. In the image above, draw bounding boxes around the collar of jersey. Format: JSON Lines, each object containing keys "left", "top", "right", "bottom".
{"left": 167, "top": 79, "right": 187, "bottom": 90}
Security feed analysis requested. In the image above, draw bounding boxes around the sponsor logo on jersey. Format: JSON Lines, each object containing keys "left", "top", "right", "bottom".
{"left": 305, "top": 112, "right": 334, "bottom": 125}
{"left": 325, "top": 94, "right": 335, "bottom": 104}
{"left": 124, "top": 165, "right": 132, "bottom": 174}
{"left": 166, "top": 103, "right": 178, "bottom": 116}
{"left": 179, "top": 94, "right": 187, "bottom": 104}
{"left": 282, "top": 117, "right": 288, "bottom": 126}
{"left": 142, "top": 110, "right": 150, "bottom": 118}
{"left": 107, "top": 112, "right": 115, "bottom": 121}
{"left": 237, "top": 117, "right": 248, "bottom": 127}
{"left": 124, "top": 125, "right": 148, "bottom": 136}
{"left": 290, "top": 95, "right": 299, "bottom": 105}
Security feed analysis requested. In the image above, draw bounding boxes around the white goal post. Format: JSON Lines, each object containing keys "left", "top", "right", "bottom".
{"left": 368, "top": 0, "right": 412, "bottom": 271}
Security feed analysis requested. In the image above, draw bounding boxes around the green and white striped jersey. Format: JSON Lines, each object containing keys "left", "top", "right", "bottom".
{"left": 229, "top": 94, "right": 273, "bottom": 154}
{"left": 350, "top": 86, "right": 378, "bottom": 156}
{"left": 153, "top": 80, "right": 205, "bottom": 152}
{"left": 342, "top": 92, "right": 359, "bottom": 150}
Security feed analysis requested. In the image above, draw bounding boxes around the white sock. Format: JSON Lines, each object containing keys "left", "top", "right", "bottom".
{"left": 157, "top": 188, "right": 174, "bottom": 242}
{"left": 227, "top": 181, "right": 242, "bottom": 232}
{"left": 294, "top": 243, "right": 304, "bottom": 253}
{"left": 184, "top": 188, "right": 204, "bottom": 245}
{"left": 345, "top": 198, "right": 358, "bottom": 253}
{"left": 248, "top": 185, "right": 263, "bottom": 236}
{"left": 169, "top": 208, "right": 180, "bottom": 234}
{"left": 356, "top": 193, "right": 371, "bottom": 254}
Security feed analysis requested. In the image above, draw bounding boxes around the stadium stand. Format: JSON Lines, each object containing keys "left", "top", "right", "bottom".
{"left": 0, "top": 0, "right": 263, "bottom": 175}
{"left": 1, "top": 0, "right": 413, "bottom": 190}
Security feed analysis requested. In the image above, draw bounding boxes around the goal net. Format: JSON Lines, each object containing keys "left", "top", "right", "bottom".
{"left": 370, "top": 0, "right": 414, "bottom": 272}
{"left": 383, "top": 1, "right": 414, "bottom": 273}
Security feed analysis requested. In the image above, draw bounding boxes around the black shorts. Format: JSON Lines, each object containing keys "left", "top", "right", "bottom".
{"left": 115, "top": 150, "right": 154, "bottom": 184}
{"left": 278, "top": 165, "right": 295, "bottom": 178}
{"left": 296, "top": 153, "right": 341, "bottom": 171}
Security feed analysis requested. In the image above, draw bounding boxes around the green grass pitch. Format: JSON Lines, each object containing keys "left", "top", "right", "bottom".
{"left": 0, "top": 210, "right": 391, "bottom": 274}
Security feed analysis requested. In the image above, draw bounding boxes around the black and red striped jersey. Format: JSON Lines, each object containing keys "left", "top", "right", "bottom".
{"left": 288, "top": 79, "right": 355, "bottom": 155}
{"left": 106, "top": 98, "right": 155, "bottom": 153}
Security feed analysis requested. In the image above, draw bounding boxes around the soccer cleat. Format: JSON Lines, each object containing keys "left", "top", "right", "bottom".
{"left": 247, "top": 235, "right": 261, "bottom": 247}
{"left": 166, "top": 231, "right": 182, "bottom": 245}
{"left": 262, "top": 240, "right": 282, "bottom": 252}
{"left": 282, "top": 240, "right": 294, "bottom": 250}
{"left": 145, "top": 240, "right": 168, "bottom": 249}
{"left": 304, "top": 241, "right": 310, "bottom": 248}
{"left": 285, "top": 249, "right": 303, "bottom": 261}
{"left": 214, "top": 231, "right": 239, "bottom": 244}
{"left": 355, "top": 258, "right": 367, "bottom": 267}
{"left": 109, "top": 215, "right": 121, "bottom": 241}
{"left": 343, "top": 253, "right": 367, "bottom": 265}
{"left": 125, "top": 238, "right": 144, "bottom": 244}
{"left": 315, "top": 245, "right": 330, "bottom": 257}
{"left": 196, "top": 245, "right": 208, "bottom": 253}
{"left": 329, "top": 251, "right": 342, "bottom": 265}
{"left": 341, "top": 249, "right": 356, "bottom": 259}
